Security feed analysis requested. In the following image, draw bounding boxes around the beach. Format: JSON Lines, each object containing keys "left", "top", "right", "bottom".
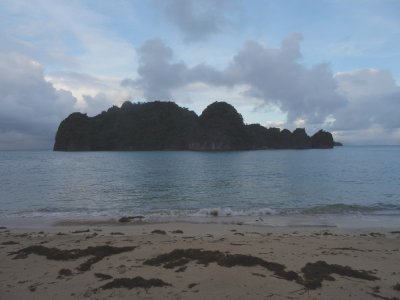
{"left": 1, "top": 221, "right": 399, "bottom": 299}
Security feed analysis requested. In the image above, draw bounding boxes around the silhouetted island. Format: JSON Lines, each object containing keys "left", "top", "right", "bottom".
{"left": 54, "top": 101, "right": 337, "bottom": 151}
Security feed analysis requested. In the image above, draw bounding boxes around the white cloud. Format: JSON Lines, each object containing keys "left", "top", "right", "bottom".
{"left": 47, "top": 72, "right": 141, "bottom": 116}
{"left": 0, "top": 0, "right": 137, "bottom": 77}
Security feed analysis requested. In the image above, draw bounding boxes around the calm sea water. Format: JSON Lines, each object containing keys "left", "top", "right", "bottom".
{"left": 0, "top": 146, "right": 399, "bottom": 227}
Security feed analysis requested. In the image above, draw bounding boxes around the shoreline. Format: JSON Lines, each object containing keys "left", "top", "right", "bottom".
{"left": 1, "top": 222, "right": 399, "bottom": 299}
{"left": 2, "top": 211, "right": 400, "bottom": 231}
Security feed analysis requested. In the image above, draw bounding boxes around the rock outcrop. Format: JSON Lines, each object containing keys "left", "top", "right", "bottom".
{"left": 310, "top": 130, "right": 335, "bottom": 149}
{"left": 54, "top": 101, "right": 336, "bottom": 151}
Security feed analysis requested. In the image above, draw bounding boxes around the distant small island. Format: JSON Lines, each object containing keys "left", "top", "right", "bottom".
{"left": 54, "top": 101, "right": 339, "bottom": 151}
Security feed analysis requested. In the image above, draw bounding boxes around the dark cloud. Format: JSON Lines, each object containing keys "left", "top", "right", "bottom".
{"left": 121, "top": 38, "right": 232, "bottom": 100}
{"left": 158, "top": 0, "right": 239, "bottom": 42}
{"left": 0, "top": 53, "right": 77, "bottom": 149}
{"left": 121, "top": 39, "right": 188, "bottom": 100}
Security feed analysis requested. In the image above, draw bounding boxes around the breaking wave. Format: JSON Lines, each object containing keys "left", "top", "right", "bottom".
{"left": 3, "top": 203, "right": 400, "bottom": 222}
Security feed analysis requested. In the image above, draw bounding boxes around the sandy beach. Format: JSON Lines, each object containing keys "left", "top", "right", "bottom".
{"left": 1, "top": 221, "right": 399, "bottom": 300}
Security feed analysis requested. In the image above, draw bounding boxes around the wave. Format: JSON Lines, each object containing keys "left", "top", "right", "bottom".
{"left": 0, "top": 206, "right": 278, "bottom": 219}
{"left": 301, "top": 203, "right": 400, "bottom": 215}
{"left": 2, "top": 203, "right": 400, "bottom": 220}
{"left": 190, "top": 207, "right": 277, "bottom": 217}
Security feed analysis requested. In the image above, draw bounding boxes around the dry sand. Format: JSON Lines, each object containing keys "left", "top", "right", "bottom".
{"left": 0, "top": 222, "right": 399, "bottom": 299}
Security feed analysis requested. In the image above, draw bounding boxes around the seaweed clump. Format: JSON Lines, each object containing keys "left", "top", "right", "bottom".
{"left": 94, "top": 273, "right": 113, "bottom": 281}
{"left": 144, "top": 249, "right": 381, "bottom": 290}
{"left": 144, "top": 248, "right": 299, "bottom": 281}
{"left": 99, "top": 276, "right": 171, "bottom": 290}
{"left": 300, "top": 260, "right": 379, "bottom": 289}
{"left": 151, "top": 229, "right": 167, "bottom": 235}
{"left": 10, "top": 245, "right": 136, "bottom": 272}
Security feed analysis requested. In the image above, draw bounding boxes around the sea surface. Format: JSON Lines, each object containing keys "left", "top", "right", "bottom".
{"left": 0, "top": 146, "right": 400, "bottom": 228}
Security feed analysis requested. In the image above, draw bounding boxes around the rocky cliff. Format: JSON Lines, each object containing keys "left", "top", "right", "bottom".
{"left": 54, "top": 101, "right": 336, "bottom": 151}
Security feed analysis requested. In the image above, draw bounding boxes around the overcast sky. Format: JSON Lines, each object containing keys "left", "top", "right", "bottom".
{"left": 0, "top": 0, "right": 399, "bottom": 149}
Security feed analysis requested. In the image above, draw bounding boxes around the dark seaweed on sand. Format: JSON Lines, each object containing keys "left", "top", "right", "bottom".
{"left": 58, "top": 268, "right": 72, "bottom": 278}
{"left": 94, "top": 273, "right": 113, "bottom": 281}
{"left": 71, "top": 229, "right": 90, "bottom": 234}
{"left": 300, "top": 260, "right": 379, "bottom": 289}
{"left": 151, "top": 229, "right": 167, "bottom": 235}
{"left": 144, "top": 248, "right": 299, "bottom": 281}
{"left": 99, "top": 276, "right": 171, "bottom": 290}
{"left": 1, "top": 241, "right": 19, "bottom": 245}
{"left": 144, "top": 248, "right": 380, "bottom": 290}
{"left": 10, "top": 245, "right": 136, "bottom": 271}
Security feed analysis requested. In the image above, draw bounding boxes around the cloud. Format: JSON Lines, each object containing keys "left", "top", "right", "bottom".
{"left": 123, "top": 35, "right": 346, "bottom": 125}
{"left": 224, "top": 34, "right": 347, "bottom": 125}
{"left": 158, "top": 0, "right": 239, "bottom": 42}
{"left": 0, "top": 0, "right": 137, "bottom": 77}
{"left": 82, "top": 91, "right": 132, "bottom": 117}
{"left": 0, "top": 53, "right": 77, "bottom": 149}
{"left": 332, "top": 126, "right": 400, "bottom": 145}
{"left": 334, "top": 69, "right": 400, "bottom": 131}
{"left": 122, "top": 36, "right": 400, "bottom": 144}
{"left": 122, "top": 39, "right": 188, "bottom": 100}
{"left": 47, "top": 71, "right": 139, "bottom": 116}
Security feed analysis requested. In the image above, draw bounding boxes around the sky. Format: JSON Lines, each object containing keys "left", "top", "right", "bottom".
{"left": 0, "top": 0, "right": 399, "bottom": 149}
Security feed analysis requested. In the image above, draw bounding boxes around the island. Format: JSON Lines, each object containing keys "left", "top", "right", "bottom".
{"left": 54, "top": 101, "right": 338, "bottom": 151}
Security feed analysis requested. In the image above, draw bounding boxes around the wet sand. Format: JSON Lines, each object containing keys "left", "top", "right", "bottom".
{"left": 0, "top": 222, "right": 399, "bottom": 299}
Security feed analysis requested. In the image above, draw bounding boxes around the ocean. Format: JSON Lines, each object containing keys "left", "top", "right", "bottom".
{"left": 1, "top": 146, "right": 399, "bottom": 228}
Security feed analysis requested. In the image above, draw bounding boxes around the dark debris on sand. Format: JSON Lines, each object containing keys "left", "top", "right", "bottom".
{"left": 71, "top": 229, "right": 90, "bottom": 234}
{"left": 1, "top": 241, "right": 19, "bottom": 245}
{"left": 98, "top": 276, "right": 171, "bottom": 290}
{"left": 144, "top": 248, "right": 299, "bottom": 281}
{"left": 94, "top": 273, "right": 113, "bottom": 281}
{"left": 175, "top": 266, "right": 187, "bottom": 272}
{"left": 151, "top": 230, "right": 167, "bottom": 235}
{"left": 144, "top": 248, "right": 380, "bottom": 290}
{"left": 367, "top": 293, "right": 400, "bottom": 300}
{"left": 331, "top": 247, "right": 365, "bottom": 252}
{"left": 300, "top": 260, "right": 379, "bottom": 289}
{"left": 10, "top": 245, "right": 136, "bottom": 272}
{"left": 58, "top": 268, "right": 72, "bottom": 278}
